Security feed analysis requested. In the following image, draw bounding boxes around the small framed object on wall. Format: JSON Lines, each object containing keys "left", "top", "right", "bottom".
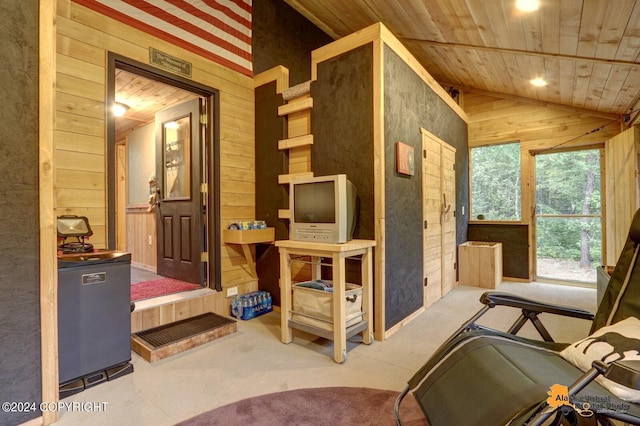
{"left": 396, "top": 141, "right": 415, "bottom": 176}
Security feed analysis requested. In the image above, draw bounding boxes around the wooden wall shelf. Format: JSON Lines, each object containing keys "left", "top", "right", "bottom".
{"left": 223, "top": 228, "right": 275, "bottom": 279}
{"left": 222, "top": 228, "right": 275, "bottom": 244}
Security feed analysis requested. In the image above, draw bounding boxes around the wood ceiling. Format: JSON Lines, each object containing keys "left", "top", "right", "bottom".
{"left": 114, "top": 69, "right": 197, "bottom": 142}
{"left": 284, "top": 0, "right": 640, "bottom": 119}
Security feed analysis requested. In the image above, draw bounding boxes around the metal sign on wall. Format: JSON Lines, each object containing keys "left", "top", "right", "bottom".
{"left": 149, "top": 48, "right": 192, "bottom": 78}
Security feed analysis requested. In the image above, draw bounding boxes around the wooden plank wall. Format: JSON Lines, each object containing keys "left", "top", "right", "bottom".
{"left": 605, "top": 126, "right": 639, "bottom": 265}
{"left": 40, "top": 0, "right": 58, "bottom": 423}
{"left": 55, "top": 1, "right": 258, "bottom": 296}
{"left": 466, "top": 92, "right": 622, "bottom": 152}
{"left": 465, "top": 90, "right": 623, "bottom": 278}
{"left": 126, "top": 207, "right": 157, "bottom": 270}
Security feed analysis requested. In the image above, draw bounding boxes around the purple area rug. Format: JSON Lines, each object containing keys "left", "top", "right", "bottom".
{"left": 176, "top": 387, "right": 427, "bottom": 425}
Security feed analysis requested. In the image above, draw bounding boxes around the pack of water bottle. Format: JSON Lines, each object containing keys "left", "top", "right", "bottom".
{"left": 230, "top": 290, "right": 273, "bottom": 320}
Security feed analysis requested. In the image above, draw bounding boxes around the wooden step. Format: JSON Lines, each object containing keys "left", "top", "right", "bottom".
{"left": 278, "top": 97, "right": 313, "bottom": 116}
{"left": 131, "top": 312, "right": 237, "bottom": 362}
{"left": 278, "top": 172, "right": 313, "bottom": 185}
{"left": 278, "top": 134, "right": 314, "bottom": 150}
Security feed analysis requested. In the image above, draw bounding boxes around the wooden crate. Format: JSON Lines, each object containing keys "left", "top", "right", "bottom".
{"left": 458, "top": 241, "right": 503, "bottom": 289}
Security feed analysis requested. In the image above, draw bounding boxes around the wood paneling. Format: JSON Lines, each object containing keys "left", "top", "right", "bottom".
{"left": 422, "top": 129, "right": 457, "bottom": 307}
{"left": 285, "top": 0, "right": 640, "bottom": 117}
{"left": 465, "top": 91, "right": 621, "bottom": 151}
{"left": 56, "top": 0, "right": 256, "bottom": 295}
{"left": 40, "top": 0, "right": 58, "bottom": 423}
{"left": 126, "top": 208, "right": 157, "bottom": 270}
{"left": 605, "top": 126, "right": 639, "bottom": 265}
{"left": 130, "top": 289, "right": 251, "bottom": 333}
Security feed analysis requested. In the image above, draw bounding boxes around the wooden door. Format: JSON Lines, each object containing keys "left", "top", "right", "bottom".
{"left": 155, "top": 98, "right": 204, "bottom": 284}
{"left": 422, "top": 129, "right": 457, "bottom": 307}
{"left": 441, "top": 143, "right": 457, "bottom": 296}
{"left": 423, "top": 135, "right": 443, "bottom": 308}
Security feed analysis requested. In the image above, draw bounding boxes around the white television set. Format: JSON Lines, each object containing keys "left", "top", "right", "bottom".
{"left": 290, "top": 174, "right": 358, "bottom": 244}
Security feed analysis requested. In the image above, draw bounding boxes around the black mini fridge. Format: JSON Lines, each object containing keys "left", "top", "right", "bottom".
{"left": 57, "top": 251, "right": 134, "bottom": 397}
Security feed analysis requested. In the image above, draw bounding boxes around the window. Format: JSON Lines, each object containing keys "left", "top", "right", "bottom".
{"left": 470, "top": 142, "right": 521, "bottom": 221}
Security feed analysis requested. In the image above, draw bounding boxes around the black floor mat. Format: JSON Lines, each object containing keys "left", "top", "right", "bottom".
{"left": 132, "top": 312, "right": 236, "bottom": 349}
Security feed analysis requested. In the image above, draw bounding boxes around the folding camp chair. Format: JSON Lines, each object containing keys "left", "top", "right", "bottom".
{"left": 395, "top": 209, "right": 640, "bottom": 426}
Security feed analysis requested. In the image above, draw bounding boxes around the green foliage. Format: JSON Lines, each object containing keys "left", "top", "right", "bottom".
{"left": 536, "top": 217, "right": 602, "bottom": 266}
{"left": 471, "top": 146, "right": 603, "bottom": 266}
{"left": 535, "top": 150, "right": 602, "bottom": 265}
{"left": 471, "top": 143, "right": 521, "bottom": 220}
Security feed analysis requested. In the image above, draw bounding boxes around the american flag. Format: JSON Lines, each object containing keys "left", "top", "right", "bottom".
{"left": 72, "top": 0, "right": 253, "bottom": 76}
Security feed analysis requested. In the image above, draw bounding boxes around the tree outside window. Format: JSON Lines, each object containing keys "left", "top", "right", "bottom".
{"left": 470, "top": 142, "right": 521, "bottom": 221}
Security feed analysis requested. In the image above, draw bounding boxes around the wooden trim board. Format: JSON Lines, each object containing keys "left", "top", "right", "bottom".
{"left": 253, "top": 65, "right": 289, "bottom": 94}
{"left": 372, "top": 38, "right": 386, "bottom": 341}
{"left": 40, "top": 0, "right": 58, "bottom": 423}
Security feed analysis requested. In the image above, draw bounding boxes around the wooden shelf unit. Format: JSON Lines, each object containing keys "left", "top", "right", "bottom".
{"left": 276, "top": 239, "right": 375, "bottom": 363}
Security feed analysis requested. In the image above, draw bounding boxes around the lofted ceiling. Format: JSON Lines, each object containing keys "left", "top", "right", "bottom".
{"left": 284, "top": 0, "right": 640, "bottom": 119}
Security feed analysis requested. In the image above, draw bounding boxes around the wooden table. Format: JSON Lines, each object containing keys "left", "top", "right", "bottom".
{"left": 276, "top": 239, "right": 375, "bottom": 363}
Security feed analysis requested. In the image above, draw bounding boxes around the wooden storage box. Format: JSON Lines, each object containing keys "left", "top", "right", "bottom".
{"left": 292, "top": 281, "right": 362, "bottom": 331}
{"left": 458, "top": 241, "right": 503, "bottom": 289}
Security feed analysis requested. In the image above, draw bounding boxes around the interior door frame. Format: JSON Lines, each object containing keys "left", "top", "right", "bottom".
{"left": 106, "top": 52, "right": 222, "bottom": 291}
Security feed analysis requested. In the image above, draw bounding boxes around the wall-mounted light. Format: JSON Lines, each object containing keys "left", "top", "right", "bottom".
{"left": 516, "top": 0, "right": 539, "bottom": 12}
{"left": 113, "top": 102, "right": 130, "bottom": 117}
{"left": 530, "top": 77, "right": 547, "bottom": 87}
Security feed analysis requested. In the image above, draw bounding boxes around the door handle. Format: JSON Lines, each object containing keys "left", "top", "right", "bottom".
{"left": 441, "top": 194, "right": 451, "bottom": 224}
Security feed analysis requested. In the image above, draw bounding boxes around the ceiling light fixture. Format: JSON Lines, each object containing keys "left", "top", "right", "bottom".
{"left": 516, "top": 0, "right": 539, "bottom": 12}
{"left": 113, "top": 102, "right": 130, "bottom": 117}
{"left": 530, "top": 77, "right": 547, "bottom": 87}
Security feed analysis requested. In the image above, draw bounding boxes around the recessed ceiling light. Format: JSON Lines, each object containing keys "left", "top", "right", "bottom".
{"left": 530, "top": 77, "right": 547, "bottom": 87}
{"left": 516, "top": 0, "right": 539, "bottom": 12}
{"left": 113, "top": 102, "right": 129, "bottom": 117}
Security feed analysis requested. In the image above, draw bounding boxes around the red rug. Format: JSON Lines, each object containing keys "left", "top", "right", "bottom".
{"left": 131, "top": 277, "right": 201, "bottom": 301}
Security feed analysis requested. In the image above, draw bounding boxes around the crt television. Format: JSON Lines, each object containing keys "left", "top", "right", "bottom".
{"left": 290, "top": 174, "right": 358, "bottom": 244}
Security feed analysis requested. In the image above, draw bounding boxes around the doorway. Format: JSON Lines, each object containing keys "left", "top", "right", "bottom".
{"left": 533, "top": 148, "right": 603, "bottom": 285}
{"left": 107, "top": 53, "right": 222, "bottom": 291}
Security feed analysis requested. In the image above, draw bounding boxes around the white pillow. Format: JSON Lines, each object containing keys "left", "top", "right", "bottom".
{"left": 560, "top": 317, "right": 640, "bottom": 403}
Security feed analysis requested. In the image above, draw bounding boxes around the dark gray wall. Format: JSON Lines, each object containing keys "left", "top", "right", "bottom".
{"left": 468, "top": 223, "right": 529, "bottom": 279}
{"left": 0, "top": 1, "right": 42, "bottom": 424}
{"left": 311, "top": 45, "right": 375, "bottom": 241}
{"left": 311, "top": 43, "right": 469, "bottom": 331}
{"left": 252, "top": 1, "right": 332, "bottom": 305}
{"left": 383, "top": 46, "right": 468, "bottom": 329}
{"left": 255, "top": 82, "right": 287, "bottom": 306}
{"left": 311, "top": 45, "right": 375, "bottom": 289}
{"left": 252, "top": 0, "right": 333, "bottom": 86}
